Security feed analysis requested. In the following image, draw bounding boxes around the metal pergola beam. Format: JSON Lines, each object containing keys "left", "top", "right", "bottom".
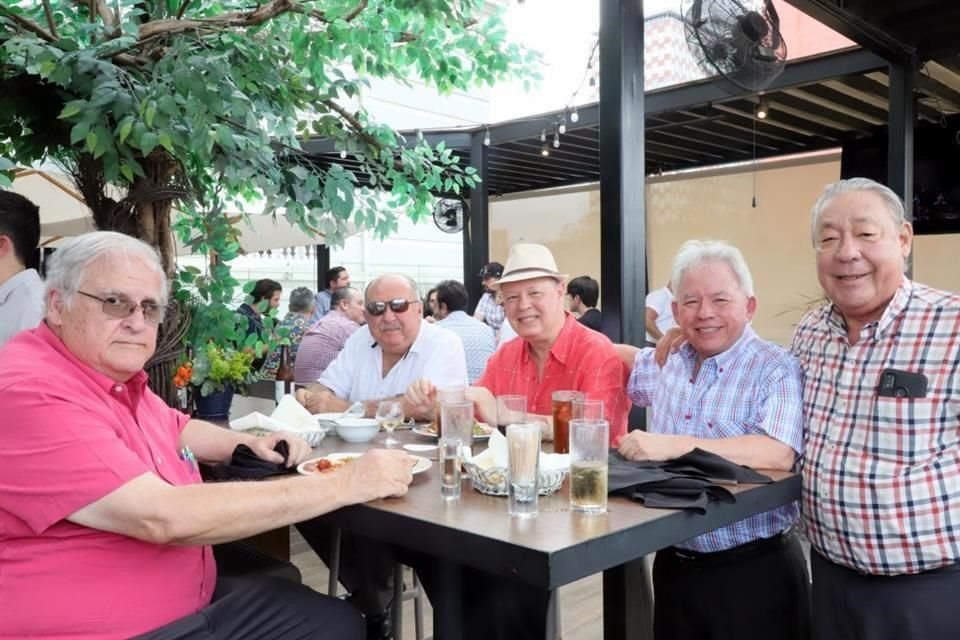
{"left": 782, "top": 0, "right": 915, "bottom": 62}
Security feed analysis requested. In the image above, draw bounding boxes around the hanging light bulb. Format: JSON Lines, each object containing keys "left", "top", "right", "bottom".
{"left": 416, "top": 129, "right": 424, "bottom": 141}
{"left": 541, "top": 143, "right": 549, "bottom": 156}
{"left": 339, "top": 149, "right": 347, "bottom": 159}
{"left": 558, "top": 117, "right": 567, "bottom": 134}
{"left": 539, "top": 128, "right": 546, "bottom": 143}
{"left": 570, "top": 108, "right": 579, "bottom": 123}
{"left": 483, "top": 127, "right": 490, "bottom": 146}
{"left": 553, "top": 132, "right": 560, "bottom": 148}
{"left": 755, "top": 99, "right": 770, "bottom": 120}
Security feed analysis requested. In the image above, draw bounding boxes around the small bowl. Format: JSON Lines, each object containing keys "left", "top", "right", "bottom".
{"left": 463, "top": 463, "right": 568, "bottom": 496}
{"left": 335, "top": 418, "right": 379, "bottom": 443}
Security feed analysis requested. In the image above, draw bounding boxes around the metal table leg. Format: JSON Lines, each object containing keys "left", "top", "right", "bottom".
{"left": 603, "top": 555, "right": 653, "bottom": 640}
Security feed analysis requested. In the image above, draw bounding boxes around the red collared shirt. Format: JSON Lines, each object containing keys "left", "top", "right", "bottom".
{"left": 0, "top": 323, "right": 215, "bottom": 640}
{"left": 476, "top": 313, "right": 629, "bottom": 442}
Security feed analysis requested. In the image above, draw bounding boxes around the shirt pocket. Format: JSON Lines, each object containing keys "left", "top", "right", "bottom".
{"left": 871, "top": 397, "right": 946, "bottom": 465}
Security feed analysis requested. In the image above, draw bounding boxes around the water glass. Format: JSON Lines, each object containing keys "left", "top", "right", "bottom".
{"left": 572, "top": 398, "right": 604, "bottom": 422}
{"left": 439, "top": 437, "right": 463, "bottom": 500}
{"left": 496, "top": 395, "right": 528, "bottom": 434}
{"left": 552, "top": 390, "right": 584, "bottom": 454}
{"left": 376, "top": 400, "right": 404, "bottom": 448}
{"left": 435, "top": 386, "right": 466, "bottom": 437}
{"left": 507, "top": 422, "right": 541, "bottom": 518}
{"left": 569, "top": 419, "right": 610, "bottom": 514}
{"left": 441, "top": 400, "right": 475, "bottom": 448}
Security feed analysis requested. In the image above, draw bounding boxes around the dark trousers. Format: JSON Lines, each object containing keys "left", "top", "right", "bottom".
{"left": 295, "top": 520, "right": 397, "bottom": 615}
{"left": 133, "top": 576, "right": 364, "bottom": 640}
{"left": 811, "top": 550, "right": 960, "bottom": 640}
{"left": 653, "top": 530, "right": 811, "bottom": 640}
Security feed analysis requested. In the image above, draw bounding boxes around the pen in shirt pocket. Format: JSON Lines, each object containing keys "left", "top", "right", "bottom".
{"left": 178, "top": 446, "right": 199, "bottom": 471}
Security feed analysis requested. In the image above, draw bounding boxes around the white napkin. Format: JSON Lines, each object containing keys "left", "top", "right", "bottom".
{"left": 229, "top": 394, "right": 318, "bottom": 434}
{"left": 466, "top": 428, "right": 569, "bottom": 471}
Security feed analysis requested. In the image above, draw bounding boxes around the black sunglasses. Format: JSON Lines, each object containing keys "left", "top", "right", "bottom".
{"left": 78, "top": 291, "right": 167, "bottom": 325}
{"left": 365, "top": 298, "right": 421, "bottom": 316}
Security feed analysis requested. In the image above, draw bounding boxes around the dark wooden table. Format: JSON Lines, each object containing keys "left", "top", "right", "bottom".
{"left": 308, "top": 430, "right": 801, "bottom": 640}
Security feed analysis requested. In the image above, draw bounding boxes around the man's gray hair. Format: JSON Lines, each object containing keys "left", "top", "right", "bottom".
{"left": 671, "top": 239, "right": 754, "bottom": 297}
{"left": 288, "top": 286, "right": 314, "bottom": 313}
{"left": 365, "top": 273, "right": 420, "bottom": 301}
{"left": 46, "top": 231, "right": 168, "bottom": 307}
{"left": 810, "top": 178, "right": 906, "bottom": 246}
{"left": 331, "top": 286, "right": 358, "bottom": 308}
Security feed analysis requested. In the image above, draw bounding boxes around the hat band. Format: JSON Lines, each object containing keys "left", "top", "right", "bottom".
{"left": 501, "top": 266, "right": 560, "bottom": 279}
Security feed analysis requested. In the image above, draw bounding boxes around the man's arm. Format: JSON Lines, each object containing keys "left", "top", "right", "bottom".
{"left": 618, "top": 431, "right": 796, "bottom": 471}
{"left": 295, "top": 383, "right": 350, "bottom": 414}
{"left": 67, "top": 448, "right": 414, "bottom": 546}
{"left": 645, "top": 307, "right": 664, "bottom": 342}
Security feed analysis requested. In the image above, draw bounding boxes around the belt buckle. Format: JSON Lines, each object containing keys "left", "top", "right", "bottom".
{"left": 673, "top": 548, "right": 698, "bottom": 561}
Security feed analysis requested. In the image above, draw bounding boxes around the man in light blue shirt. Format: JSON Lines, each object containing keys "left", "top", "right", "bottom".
{"left": 309, "top": 265, "right": 350, "bottom": 325}
{"left": 434, "top": 279, "right": 495, "bottom": 383}
{"left": 0, "top": 191, "right": 43, "bottom": 348}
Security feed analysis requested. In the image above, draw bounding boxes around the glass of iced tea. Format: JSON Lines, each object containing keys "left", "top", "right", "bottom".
{"left": 569, "top": 418, "right": 609, "bottom": 513}
{"left": 434, "top": 386, "right": 466, "bottom": 437}
{"left": 551, "top": 390, "right": 583, "bottom": 454}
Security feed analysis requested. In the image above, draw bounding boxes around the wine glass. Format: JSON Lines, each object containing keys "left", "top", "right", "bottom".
{"left": 376, "top": 400, "right": 404, "bottom": 448}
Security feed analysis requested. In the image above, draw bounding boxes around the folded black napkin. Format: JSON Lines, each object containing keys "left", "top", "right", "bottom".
{"left": 203, "top": 440, "right": 297, "bottom": 481}
{"left": 608, "top": 448, "right": 773, "bottom": 514}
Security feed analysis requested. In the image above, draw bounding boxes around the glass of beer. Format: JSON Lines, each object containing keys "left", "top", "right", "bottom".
{"left": 551, "top": 390, "right": 583, "bottom": 454}
{"left": 434, "top": 386, "right": 466, "bottom": 437}
{"left": 569, "top": 418, "right": 609, "bottom": 513}
{"left": 496, "top": 395, "right": 527, "bottom": 435}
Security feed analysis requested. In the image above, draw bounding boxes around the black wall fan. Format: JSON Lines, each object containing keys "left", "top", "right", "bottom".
{"left": 683, "top": 0, "right": 787, "bottom": 93}
{"left": 432, "top": 197, "right": 466, "bottom": 233}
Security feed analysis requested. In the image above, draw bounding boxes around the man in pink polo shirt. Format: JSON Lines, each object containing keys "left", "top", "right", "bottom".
{"left": 0, "top": 231, "right": 414, "bottom": 640}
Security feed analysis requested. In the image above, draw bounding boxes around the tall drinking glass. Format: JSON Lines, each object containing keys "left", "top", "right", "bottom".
{"left": 507, "top": 422, "right": 541, "bottom": 518}
{"left": 572, "top": 398, "right": 604, "bottom": 422}
{"left": 552, "top": 390, "right": 584, "bottom": 454}
{"left": 496, "top": 395, "right": 528, "bottom": 435}
{"left": 440, "top": 400, "right": 474, "bottom": 448}
{"left": 376, "top": 400, "right": 404, "bottom": 448}
{"left": 569, "top": 419, "right": 609, "bottom": 514}
{"left": 435, "top": 386, "right": 466, "bottom": 437}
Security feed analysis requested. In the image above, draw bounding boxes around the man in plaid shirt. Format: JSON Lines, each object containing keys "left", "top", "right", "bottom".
{"left": 622, "top": 239, "right": 809, "bottom": 640}
{"left": 794, "top": 178, "right": 960, "bottom": 640}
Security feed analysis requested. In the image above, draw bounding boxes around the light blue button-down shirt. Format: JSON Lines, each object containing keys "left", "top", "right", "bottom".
{"left": 437, "top": 311, "right": 496, "bottom": 384}
{"left": 627, "top": 326, "right": 804, "bottom": 552}
{"left": 0, "top": 268, "right": 44, "bottom": 348}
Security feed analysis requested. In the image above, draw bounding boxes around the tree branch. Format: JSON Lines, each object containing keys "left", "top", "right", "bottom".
{"left": 41, "top": 0, "right": 59, "bottom": 39}
{"left": 342, "top": 0, "right": 368, "bottom": 23}
{"left": 0, "top": 7, "right": 58, "bottom": 43}
{"left": 176, "top": 0, "right": 192, "bottom": 20}
{"left": 139, "top": 0, "right": 298, "bottom": 40}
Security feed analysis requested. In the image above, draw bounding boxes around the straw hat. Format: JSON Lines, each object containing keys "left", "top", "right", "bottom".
{"left": 489, "top": 243, "right": 568, "bottom": 290}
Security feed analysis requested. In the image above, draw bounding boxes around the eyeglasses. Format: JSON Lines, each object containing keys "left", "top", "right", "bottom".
{"left": 365, "top": 298, "right": 421, "bottom": 316}
{"left": 78, "top": 291, "right": 167, "bottom": 325}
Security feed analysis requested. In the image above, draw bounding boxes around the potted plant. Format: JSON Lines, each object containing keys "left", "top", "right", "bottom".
{"left": 174, "top": 343, "right": 260, "bottom": 420}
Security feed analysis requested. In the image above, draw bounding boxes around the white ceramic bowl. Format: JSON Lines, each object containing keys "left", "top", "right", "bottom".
{"left": 335, "top": 418, "right": 379, "bottom": 443}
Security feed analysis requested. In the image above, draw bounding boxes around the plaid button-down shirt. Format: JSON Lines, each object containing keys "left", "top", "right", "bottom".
{"left": 628, "top": 326, "right": 804, "bottom": 553}
{"left": 793, "top": 278, "right": 960, "bottom": 575}
{"left": 474, "top": 292, "right": 505, "bottom": 332}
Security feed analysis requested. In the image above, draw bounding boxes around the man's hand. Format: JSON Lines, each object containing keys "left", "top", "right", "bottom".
{"left": 339, "top": 449, "right": 414, "bottom": 502}
{"left": 654, "top": 327, "right": 685, "bottom": 367}
{"left": 465, "top": 386, "right": 496, "bottom": 425}
{"left": 617, "top": 430, "right": 691, "bottom": 462}
{"left": 403, "top": 378, "right": 437, "bottom": 419}
{"left": 247, "top": 432, "right": 312, "bottom": 467}
{"left": 295, "top": 385, "right": 340, "bottom": 414}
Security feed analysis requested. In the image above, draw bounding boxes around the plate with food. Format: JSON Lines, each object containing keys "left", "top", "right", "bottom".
{"left": 297, "top": 452, "right": 432, "bottom": 475}
{"left": 411, "top": 421, "right": 495, "bottom": 441}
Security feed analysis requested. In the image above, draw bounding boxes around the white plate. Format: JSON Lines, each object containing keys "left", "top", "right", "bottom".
{"left": 314, "top": 413, "right": 348, "bottom": 422}
{"left": 412, "top": 423, "right": 494, "bottom": 441}
{"left": 297, "top": 453, "right": 432, "bottom": 476}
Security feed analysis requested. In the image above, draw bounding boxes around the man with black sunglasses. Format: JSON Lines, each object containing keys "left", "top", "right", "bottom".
{"left": 295, "top": 273, "right": 468, "bottom": 638}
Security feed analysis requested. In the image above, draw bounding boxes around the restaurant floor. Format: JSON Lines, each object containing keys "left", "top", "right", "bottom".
{"left": 290, "top": 528, "right": 605, "bottom": 639}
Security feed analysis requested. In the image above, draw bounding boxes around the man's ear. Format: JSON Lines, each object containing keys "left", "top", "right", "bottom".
{"left": 0, "top": 235, "right": 12, "bottom": 259}
{"left": 46, "top": 290, "right": 64, "bottom": 327}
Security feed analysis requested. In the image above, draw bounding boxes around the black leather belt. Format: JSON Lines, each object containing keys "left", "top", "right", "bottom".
{"left": 667, "top": 531, "right": 788, "bottom": 564}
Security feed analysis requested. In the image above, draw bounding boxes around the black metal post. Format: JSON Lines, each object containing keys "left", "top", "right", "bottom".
{"left": 599, "top": 0, "right": 647, "bottom": 346}
{"left": 887, "top": 61, "right": 915, "bottom": 274}
{"left": 465, "top": 132, "right": 490, "bottom": 310}
{"left": 315, "top": 244, "right": 330, "bottom": 291}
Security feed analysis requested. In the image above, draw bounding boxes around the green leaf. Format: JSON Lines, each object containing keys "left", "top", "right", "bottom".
{"left": 58, "top": 101, "right": 84, "bottom": 120}
{"left": 85, "top": 131, "right": 98, "bottom": 153}
{"left": 158, "top": 132, "right": 174, "bottom": 152}
{"left": 70, "top": 121, "right": 91, "bottom": 145}
{"left": 117, "top": 119, "right": 134, "bottom": 144}
{"left": 141, "top": 132, "right": 159, "bottom": 155}
{"left": 119, "top": 164, "right": 134, "bottom": 182}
